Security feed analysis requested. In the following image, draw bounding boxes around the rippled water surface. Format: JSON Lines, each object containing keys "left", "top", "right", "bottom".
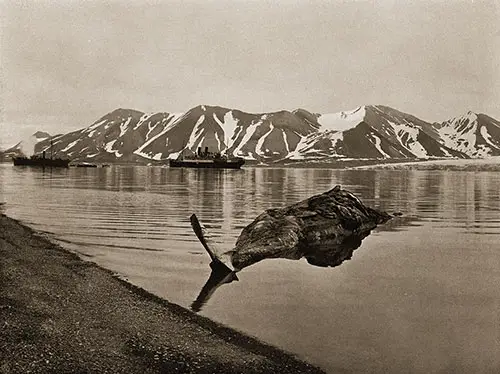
{"left": 1, "top": 164, "right": 499, "bottom": 373}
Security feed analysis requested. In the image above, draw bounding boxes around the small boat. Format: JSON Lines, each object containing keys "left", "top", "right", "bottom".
{"left": 169, "top": 147, "right": 244, "bottom": 169}
{"left": 13, "top": 151, "right": 70, "bottom": 168}
{"left": 74, "top": 163, "right": 98, "bottom": 168}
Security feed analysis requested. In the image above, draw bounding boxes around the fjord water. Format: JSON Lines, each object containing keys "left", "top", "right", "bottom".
{"left": 1, "top": 164, "right": 499, "bottom": 373}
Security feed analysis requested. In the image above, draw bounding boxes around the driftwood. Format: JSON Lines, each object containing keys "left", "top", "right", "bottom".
{"left": 190, "top": 185, "right": 393, "bottom": 311}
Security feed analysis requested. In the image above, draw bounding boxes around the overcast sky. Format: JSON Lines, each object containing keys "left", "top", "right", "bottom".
{"left": 1, "top": 0, "right": 499, "bottom": 149}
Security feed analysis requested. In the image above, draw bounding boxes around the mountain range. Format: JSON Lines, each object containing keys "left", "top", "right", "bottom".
{"left": 2, "top": 105, "right": 500, "bottom": 164}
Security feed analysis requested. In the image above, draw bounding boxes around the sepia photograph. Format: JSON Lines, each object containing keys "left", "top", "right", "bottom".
{"left": 1, "top": 0, "right": 499, "bottom": 373}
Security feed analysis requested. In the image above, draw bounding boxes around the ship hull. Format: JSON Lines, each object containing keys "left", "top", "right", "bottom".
{"left": 13, "top": 157, "right": 70, "bottom": 168}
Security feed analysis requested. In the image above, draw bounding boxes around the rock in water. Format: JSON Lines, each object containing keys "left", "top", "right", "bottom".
{"left": 230, "top": 185, "right": 392, "bottom": 270}
{"left": 190, "top": 185, "right": 392, "bottom": 311}
{"left": 192, "top": 185, "right": 392, "bottom": 272}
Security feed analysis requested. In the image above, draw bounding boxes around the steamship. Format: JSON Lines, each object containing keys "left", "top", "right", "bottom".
{"left": 13, "top": 150, "right": 70, "bottom": 168}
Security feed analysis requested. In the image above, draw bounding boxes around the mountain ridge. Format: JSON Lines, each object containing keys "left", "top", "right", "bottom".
{"left": 2, "top": 104, "right": 499, "bottom": 164}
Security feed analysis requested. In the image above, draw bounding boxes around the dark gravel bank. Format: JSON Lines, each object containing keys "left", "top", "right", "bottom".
{"left": 0, "top": 214, "right": 325, "bottom": 374}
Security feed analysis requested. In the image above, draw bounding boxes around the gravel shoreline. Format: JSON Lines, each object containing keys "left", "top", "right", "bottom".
{"left": 0, "top": 214, "right": 325, "bottom": 374}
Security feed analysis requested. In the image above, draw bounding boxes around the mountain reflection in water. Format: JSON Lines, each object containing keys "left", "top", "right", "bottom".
{"left": 3, "top": 165, "right": 499, "bottom": 373}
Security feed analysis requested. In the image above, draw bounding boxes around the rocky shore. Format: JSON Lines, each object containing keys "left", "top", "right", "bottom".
{"left": 0, "top": 214, "right": 324, "bottom": 374}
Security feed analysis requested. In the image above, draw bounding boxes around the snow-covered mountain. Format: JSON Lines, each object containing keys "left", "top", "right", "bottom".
{"left": 3, "top": 105, "right": 500, "bottom": 164}
{"left": 33, "top": 105, "right": 319, "bottom": 163}
{"left": 134, "top": 105, "right": 317, "bottom": 161}
{"left": 0, "top": 131, "right": 51, "bottom": 159}
{"left": 435, "top": 111, "right": 500, "bottom": 157}
{"left": 290, "top": 105, "right": 466, "bottom": 161}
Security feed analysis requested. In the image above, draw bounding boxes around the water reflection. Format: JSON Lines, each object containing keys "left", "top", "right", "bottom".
{"left": 190, "top": 224, "right": 381, "bottom": 312}
{"left": 3, "top": 166, "right": 499, "bottom": 250}
{"left": 191, "top": 261, "right": 239, "bottom": 312}
{"left": 2, "top": 165, "right": 500, "bottom": 374}
{"left": 189, "top": 185, "right": 409, "bottom": 311}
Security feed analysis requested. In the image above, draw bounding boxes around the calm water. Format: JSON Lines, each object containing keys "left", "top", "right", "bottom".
{"left": 1, "top": 164, "right": 499, "bottom": 373}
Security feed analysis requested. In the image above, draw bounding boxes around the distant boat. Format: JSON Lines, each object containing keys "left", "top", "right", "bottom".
{"left": 71, "top": 163, "right": 110, "bottom": 168}
{"left": 74, "top": 163, "right": 98, "bottom": 168}
{"left": 12, "top": 151, "right": 70, "bottom": 168}
{"left": 169, "top": 147, "right": 245, "bottom": 169}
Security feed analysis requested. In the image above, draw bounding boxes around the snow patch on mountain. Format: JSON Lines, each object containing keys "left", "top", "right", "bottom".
{"left": 168, "top": 150, "right": 182, "bottom": 159}
{"left": 134, "top": 113, "right": 184, "bottom": 158}
{"left": 214, "top": 131, "right": 222, "bottom": 151}
{"left": 437, "top": 147, "right": 452, "bottom": 157}
{"left": 104, "top": 140, "right": 122, "bottom": 157}
{"left": 61, "top": 139, "right": 81, "bottom": 152}
{"left": 317, "top": 106, "right": 365, "bottom": 132}
{"left": 256, "top": 124, "right": 274, "bottom": 156}
{"left": 119, "top": 117, "right": 132, "bottom": 137}
{"left": 438, "top": 113, "right": 480, "bottom": 156}
{"left": 286, "top": 130, "right": 344, "bottom": 160}
{"left": 186, "top": 115, "right": 206, "bottom": 150}
{"left": 370, "top": 134, "right": 389, "bottom": 158}
{"left": 233, "top": 121, "right": 261, "bottom": 157}
{"left": 282, "top": 132, "right": 290, "bottom": 153}
{"left": 480, "top": 126, "right": 497, "bottom": 148}
{"left": 246, "top": 152, "right": 257, "bottom": 160}
{"left": 392, "top": 122, "right": 428, "bottom": 158}
{"left": 166, "top": 113, "right": 185, "bottom": 129}
{"left": 286, "top": 134, "right": 310, "bottom": 160}
{"left": 223, "top": 112, "right": 239, "bottom": 143}
{"left": 145, "top": 122, "right": 160, "bottom": 140}
{"left": 212, "top": 111, "right": 239, "bottom": 153}
{"left": 134, "top": 113, "right": 154, "bottom": 130}
{"left": 87, "top": 119, "right": 107, "bottom": 132}
{"left": 34, "top": 133, "right": 50, "bottom": 142}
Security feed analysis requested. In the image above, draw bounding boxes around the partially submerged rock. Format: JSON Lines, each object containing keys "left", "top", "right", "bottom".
{"left": 190, "top": 185, "right": 393, "bottom": 311}
{"left": 230, "top": 185, "right": 392, "bottom": 270}
{"left": 192, "top": 185, "right": 392, "bottom": 271}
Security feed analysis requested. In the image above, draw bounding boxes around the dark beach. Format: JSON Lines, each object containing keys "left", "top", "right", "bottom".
{"left": 0, "top": 214, "right": 324, "bottom": 374}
